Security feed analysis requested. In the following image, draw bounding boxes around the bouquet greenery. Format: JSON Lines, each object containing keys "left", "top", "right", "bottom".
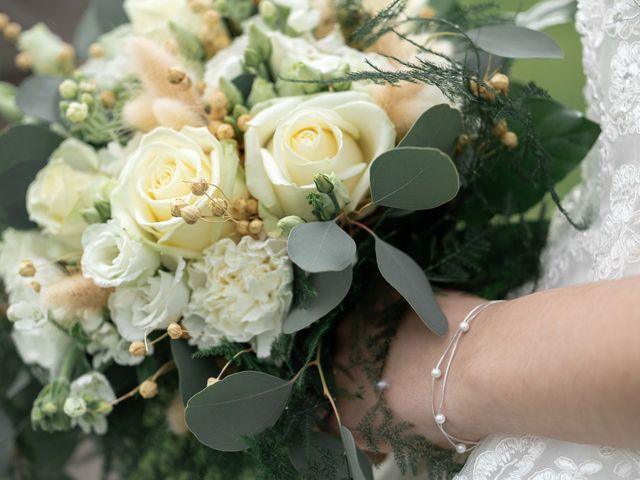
{"left": 0, "top": 0, "right": 597, "bottom": 478}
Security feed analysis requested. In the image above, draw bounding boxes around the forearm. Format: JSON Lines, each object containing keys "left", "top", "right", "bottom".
{"left": 453, "top": 277, "right": 640, "bottom": 448}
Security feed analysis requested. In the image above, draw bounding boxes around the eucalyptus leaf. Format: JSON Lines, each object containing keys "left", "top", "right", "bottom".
{"left": 185, "top": 371, "right": 293, "bottom": 452}
{"left": 370, "top": 147, "right": 460, "bottom": 211}
{"left": 170, "top": 340, "right": 218, "bottom": 405}
{"left": 340, "top": 426, "right": 374, "bottom": 480}
{"left": 73, "top": 5, "right": 102, "bottom": 57}
{"left": 466, "top": 25, "right": 563, "bottom": 59}
{"left": 375, "top": 237, "right": 448, "bottom": 336}
{"left": 16, "top": 76, "right": 62, "bottom": 124}
{"left": 289, "top": 431, "right": 350, "bottom": 477}
{"left": 287, "top": 222, "right": 357, "bottom": 273}
{"left": 398, "top": 104, "right": 463, "bottom": 156}
{"left": 92, "top": 0, "right": 128, "bottom": 32}
{"left": 0, "top": 125, "right": 64, "bottom": 228}
{"left": 283, "top": 267, "right": 353, "bottom": 334}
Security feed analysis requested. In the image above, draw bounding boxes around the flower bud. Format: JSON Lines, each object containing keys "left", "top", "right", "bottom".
{"left": 207, "top": 377, "right": 218, "bottom": 387}
{"left": 139, "top": 380, "right": 158, "bottom": 399}
{"left": 501, "top": 131, "right": 519, "bottom": 150}
{"left": 314, "top": 173, "right": 335, "bottom": 194}
{"left": 277, "top": 216, "right": 305, "bottom": 236}
{"left": 207, "top": 120, "right": 223, "bottom": 136}
{"left": 59, "top": 79, "right": 78, "bottom": 99}
{"left": 66, "top": 101, "right": 88, "bottom": 123}
{"left": 63, "top": 397, "right": 87, "bottom": 418}
{"left": 489, "top": 73, "right": 510, "bottom": 95}
{"left": 246, "top": 198, "right": 259, "bottom": 216}
{"left": 129, "top": 341, "right": 147, "bottom": 357}
{"left": 4, "top": 22, "right": 21, "bottom": 42}
{"left": 259, "top": 0, "right": 277, "bottom": 23}
{"left": 30, "top": 281, "right": 41, "bottom": 293}
{"left": 79, "top": 81, "right": 96, "bottom": 93}
{"left": 469, "top": 78, "right": 495, "bottom": 102}
{"left": 181, "top": 205, "right": 201, "bottom": 225}
{"left": 99, "top": 90, "right": 117, "bottom": 109}
{"left": 249, "top": 218, "right": 264, "bottom": 235}
{"left": 216, "top": 123, "right": 235, "bottom": 140}
{"left": 237, "top": 114, "right": 252, "bottom": 132}
{"left": 167, "top": 322, "right": 183, "bottom": 340}
{"left": 209, "top": 197, "right": 227, "bottom": 217}
{"left": 492, "top": 119, "right": 508, "bottom": 137}
{"left": 57, "top": 44, "right": 75, "bottom": 65}
{"left": 80, "top": 92, "right": 94, "bottom": 106}
{"left": 0, "top": 14, "right": 9, "bottom": 30}
{"left": 190, "top": 177, "right": 209, "bottom": 196}
{"left": 203, "top": 9, "right": 221, "bottom": 25}
{"left": 168, "top": 67, "right": 187, "bottom": 85}
{"left": 170, "top": 199, "right": 188, "bottom": 218}
{"left": 232, "top": 198, "right": 247, "bottom": 216}
{"left": 18, "top": 259, "right": 36, "bottom": 277}
{"left": 88, "top": 43, "right": 104, "bottom": 58}
{"left": 236, "top": 220, "right": 250, "bottom": 235}
{"left": 15, "top": 52, "right": 32, "bottom": 71}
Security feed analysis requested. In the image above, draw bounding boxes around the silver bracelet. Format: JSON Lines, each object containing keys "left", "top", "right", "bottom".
{"left": 430, "top": 300, "right": 506, "bottom": 454}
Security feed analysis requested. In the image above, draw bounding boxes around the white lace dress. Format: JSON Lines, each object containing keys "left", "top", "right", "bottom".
{"left": 375, "top": 1, "right": 640, "bottom": 478}
{"left": 453, "top": 0, "right": 640, "bottom": 478}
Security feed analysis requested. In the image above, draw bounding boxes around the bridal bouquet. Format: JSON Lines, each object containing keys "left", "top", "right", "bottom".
{"left": 0, "top": 0, "right": 598, "bottom": 478}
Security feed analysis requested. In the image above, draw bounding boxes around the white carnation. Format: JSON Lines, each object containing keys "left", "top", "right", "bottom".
{"left": 184, "top": 237, "right": 294, "bottom": 358}
{"left": 110, "top": 259, "right": 190, "bottom": 341}
{"left": 81, "top": 220, "right": 161, "bottom": 288}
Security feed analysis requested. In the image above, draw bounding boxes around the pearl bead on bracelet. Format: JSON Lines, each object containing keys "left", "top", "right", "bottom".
{"left": 430, "top": 300, "right": 506, "bottom": 454}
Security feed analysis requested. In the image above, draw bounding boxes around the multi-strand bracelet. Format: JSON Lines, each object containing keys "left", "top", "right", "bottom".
{"left": 430, "top": 300, "right": 506, "bottom": 454}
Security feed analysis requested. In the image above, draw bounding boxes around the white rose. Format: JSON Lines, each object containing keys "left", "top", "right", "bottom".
{"left": 111, "top": 126, "right": 244, "bottom": 258}
{"left": 81, "top": 220, "right": 160, "bottom": 288}
{"left": 245, "top": 91, "right": 395, "bottom": 220}
{"left": 203, "top": 35, "right": 248, "bottom": 96}
{"left": 124, "top": 0, "right": 203, "bottom": 35}
{"left": 184, "top": 236, "right": 293, "bottom": 358}
{"left": 27, "top": 139, "right": 111, "bottom": 247}
{"left": 110, "top": 259, "right": 190, "bottom": 341}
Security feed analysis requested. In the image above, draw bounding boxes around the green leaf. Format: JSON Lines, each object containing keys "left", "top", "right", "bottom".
{"left": 466, "top": 25, "right": 563, "bottom": 59}
{"left": 339, "top": 426, "right": 374, "bottom": 480}
{"left": 370, "top": 147, "right": 460, "bottom": 211}
{"left": 220, "top": 77, "right": 245, "bottom": 109}
{"left": 283, "top": 267, "right": 353, "bottom": 334}
{"left": 287, "top": 222, "right": 357, "bottom": 273}
{"left": 289, "top": 431, "right": 350, "bottom": 477}
{"left": 375, "top": 236, "right": 448, "bottom": 336}
{"left": 171, "top": 340, "right": 219, "bottom": 405}
{"left": 398, "top": 104, "right": 463, "bottom": 156}
{"left": 479, "top": 96, "right": 600, "bottom": 213}
{"left": 169, "top": 22, "right": 206, "bottom": 64}
{"left": 185, "top": 371, "right": 293, "bottom": 452}
{"left": 16, "top": 76, "right": 62, "bottom": 123}
{"left": 0, "top": 125, "right": 64, "bottom": 228}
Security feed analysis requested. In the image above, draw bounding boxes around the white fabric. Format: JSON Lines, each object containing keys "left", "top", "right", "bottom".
{"left": 377, "top": 0, "right": 640, "bottom": 477}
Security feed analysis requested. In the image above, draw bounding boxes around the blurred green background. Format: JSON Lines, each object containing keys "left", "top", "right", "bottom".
{"left": 464, "top": 0, "right": 586, "bottom": 112}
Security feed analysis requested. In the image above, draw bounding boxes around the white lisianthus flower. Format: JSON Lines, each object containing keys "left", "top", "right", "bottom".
{"left": 124, "top": 0, "right": 203, "bottom": 35}
{"left": 203, "top": 35, "right": 248, "bottom": 95}
{"left": 110, "top": 259, "right": 190, "bottom": 341}
{"left": 111, "top": 126, "right": 244, "bottom": 258}
{"left": 78, "top": 26, "right": 135, "bottom": 91}
{"left": 87, "top": 321, "right": 145, "bottom": 368}
{"left": 81, "top": 220, "right": 161, "bottom": 288}
{"left": 12, "top": 321, "right": 72, "bottom": 372}
{"left": 272, "top": 0, "right": 321, "bottom": 34}
{"left": 245, "top": 91, "right": 395, "bottom": 220}
{"left": 184, "top": 237, "right": 294, "bottom": 358}
{"left": 65, "top": 372, "right": 116, "bottom": 435}
{"left": 27, "top": 139, "right": 111, "bottom": 247}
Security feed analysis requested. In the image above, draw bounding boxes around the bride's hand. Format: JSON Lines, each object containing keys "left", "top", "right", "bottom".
{"left": 333, "top": 290, "right": 489, "bottom": 451}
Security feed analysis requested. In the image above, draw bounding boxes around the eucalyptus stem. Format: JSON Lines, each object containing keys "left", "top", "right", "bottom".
{"left": 314, "top": 343, "right": 341, "bottom": 425}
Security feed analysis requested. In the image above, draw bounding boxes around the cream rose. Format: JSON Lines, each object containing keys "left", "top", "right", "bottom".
{"left": 81, "top": 220, "right": 161, "bottom": 288}
{"left": 111, "top": 126, "right": 244, "bottom": 258}
{"left": 27, "top": 139, "right": 111, "bottom": 247}
{"left": 184, "top": 236, "right": 293, "bottom": 358}
{"left": 124, "top": 0, "right": 203, "bottom": 35}
{"left": 245, "top": 91, "right": 395, "bottom": 220}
